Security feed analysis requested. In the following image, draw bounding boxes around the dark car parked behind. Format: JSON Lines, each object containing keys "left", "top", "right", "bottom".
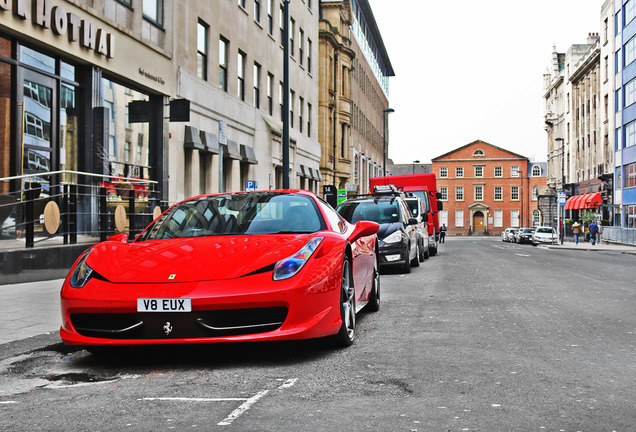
{"left": 516, "top": 227, "right": 536, "bottom": 244}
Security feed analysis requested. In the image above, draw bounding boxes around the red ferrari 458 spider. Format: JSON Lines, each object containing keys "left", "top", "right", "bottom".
{"left": 60, "top": 190, "right": 380, "bottom": 349}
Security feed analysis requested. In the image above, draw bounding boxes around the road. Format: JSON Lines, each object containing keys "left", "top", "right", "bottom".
{"left": 1, "top": 237, "right": 635, "bottom": 431}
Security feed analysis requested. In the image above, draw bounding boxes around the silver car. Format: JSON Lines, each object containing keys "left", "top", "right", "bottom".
{"left": 502, "top": 227, "right": 518, "bottom": 242}
{"left": 532, "top": 226, "right": 557, "bottom": 245}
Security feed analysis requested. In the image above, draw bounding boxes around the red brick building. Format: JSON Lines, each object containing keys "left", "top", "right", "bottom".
{"left": 432, "top": 140, "right": 547, "bottom": 236}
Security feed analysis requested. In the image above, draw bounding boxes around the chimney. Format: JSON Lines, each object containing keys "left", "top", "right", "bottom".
{"left": 587, "top": 32, "right": 600, "bottom": 44}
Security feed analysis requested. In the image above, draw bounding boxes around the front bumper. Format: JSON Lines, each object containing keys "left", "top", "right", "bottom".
{"left": 378, "top": 242, "right": 408, "bottom": 267}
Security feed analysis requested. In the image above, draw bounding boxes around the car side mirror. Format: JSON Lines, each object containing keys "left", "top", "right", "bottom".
{"left": 422, "top": 213, "right": 429, "bottom": 222}
{"left": 349, "top": 220, "right": 379, "bottom": 243}
{"left": 107, "top": 233, "right": 129, "bottom": 243}
{"left": 407, "top": 218, "right": 418, "bottom": 226}
{"left": 437, "top": 200, "right": 444, "bottom": 211}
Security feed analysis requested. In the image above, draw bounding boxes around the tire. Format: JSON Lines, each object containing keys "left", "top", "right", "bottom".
{"left": 411, "top": 243, "right": 420, "bottom": 267}
{"left": 429, "top": 245, "right": 437, "bottom": 256}
{"left": 424, "top": 248, "right": 430, "bottom": 259}
{"left": 365, "top": 254, "right": 380, "bottom": 312}
{"left": 332, "top": 255, "right": 356, "bottom": 347}
{"left": 401, "top": 245, "right": 411, "bottom": 273}
{"left": 418, "top": 239, "right": 425, "bottom": 262}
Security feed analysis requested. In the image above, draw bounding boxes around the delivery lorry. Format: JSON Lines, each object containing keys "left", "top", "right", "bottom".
{"left": 369, "top": 174, "right": 443, "bottom": 256}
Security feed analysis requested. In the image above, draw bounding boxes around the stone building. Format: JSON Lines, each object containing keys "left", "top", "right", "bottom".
{"left": 432, "top": 140, "right": 547, "bottom": 236}
{"left": 318, "top": 0, "right": 394, "bottom": 195}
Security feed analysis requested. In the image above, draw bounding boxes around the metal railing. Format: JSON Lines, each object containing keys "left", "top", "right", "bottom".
{"left": 599, "top": 226, "right": 636, "bottom": 246}
{"left": 0, "top": 170, "right": 163, "bottom": 249}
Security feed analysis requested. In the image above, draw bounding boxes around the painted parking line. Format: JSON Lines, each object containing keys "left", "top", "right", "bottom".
{"left": 139, "top": 378, "right": 298, "bottom": 426}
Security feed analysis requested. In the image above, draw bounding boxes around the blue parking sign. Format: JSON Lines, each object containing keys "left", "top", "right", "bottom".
{"left": 245, "top": 180, "right": 257, "bottom": 191}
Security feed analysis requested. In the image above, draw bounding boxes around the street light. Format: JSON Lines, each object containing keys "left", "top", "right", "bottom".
{"left": 555, "top": 137, "right": 565, "bottom": 244}
{"left": 412, "top": 160, "right": 420, "bottom": 175}
{"left": 382, "top": 108, "right": 395, "bottom": 176}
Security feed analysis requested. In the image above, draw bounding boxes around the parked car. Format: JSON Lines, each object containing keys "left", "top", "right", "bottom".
{"left": 516, "top": 227, "right": 536, "bottom": 244}
{"left": 402, "top": 195, "right": 430, "bottom": 261}
{"left": 502, "top": 228, "right": 518, "bottom": 242}
{"left": 337, "top": 194, "right": 419, "bottom": 274}
{"left": 60, "top": 190, "right": 380, "bottom": 350}
{"left": 532, "top": 226, "right": 557, "bottom": 245}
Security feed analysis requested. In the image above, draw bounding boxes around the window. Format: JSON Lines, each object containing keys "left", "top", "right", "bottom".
{"left": 299, "top": 28, "right": 304, "bottom": 66}
{"left": 197, "top": 20, "right": 208, "bottom": 81}
{"left": 494, "top": 186, "right": 502, "bottom": 201}
{"left": 494, "top": 166, "right": 502, "bottom": 177}
{"left": 440, "top": 167, "right": 448, "bottom": 178}
{"left": 439, "top": 186, "right": 448, "bottom": 200}
{"left": 279, "top": 81, "right": 284, "bottom": 121}
{"left": 532, "top": 210, "right": 541, "bottom": 227}
{"left": 439, "top": 210, "right": 448, "bottom": 227}
{"left": 143, "top": 0, "right": 163, "bottom": 26}
{"left": 238, "top": 0, "right": 245, "bottom": 8}
{"left": 511, "top": 210, "right": 519, "bottom": 228}
{"left": 626, "top": 162, "right": 636, "bottom": 188}
{"left": 627, "top": 78, "right": 636, "bottom": 108}
{"left": 627, "top": 120, "right": 636, "bottom": 147}
{"left": 511, "top": 166, "right": 520, "bottom": 177}
{"left": 267, "top": 72, "right": 274, "bottom": 115}
{"left": 253, "top": 63, "right": 261, "bottom": 108}
{"left": 455, "top": 210, "right": 464, "bottom": 227}
{"left": 299, "top": 96, "right": 304, "bottom": 133}
{"left": 254, "top": 0, "right": 261, "bottom": 23}
{"left": 219, "top": 37, "right": 229, "bottom": 92}
{"left": 626, "top": 35, "right": 636, "bottom": 67}
{"left": 307, "top": 39, "right": 313, "bottom": 74}
{"left": 290, "top": 89, "right": 295, "bottom": 127}
{"left": 532, "top": 165, "right": 542, "bottom": 176}
{"left": 125, "top": 141, "right": 131, "bottom": 162}
{"left": 474, "top": 185, "right": 483, "bottom": 201}
{"left": 473, "top": 149, "right": 484, "bottom": 157}
{"left": 279, "top": 6, "right": 284, "bottom": 43}
{"left": 494, "top": 210, "right": 503, "bottom": 227}
{"left": 511, "top": 186, "right": 519, "bottom": 200}
{"left": 456, "top": 167, "right": 463, "bottom": 178}
{"left": 455, "top": 186, "right": 464, "bottom": 201}
{"left": 237, "top": 51, "right": 246, "bottom": 101}
{"left": 267, "top": 0, "right": 274, "bottom": 35}
{"left": 290, "top": 18, "right": 295, "bottom": 56}
{"left": 532, "top": 186, "right": 538, "bottom": 201}
{"left": 627, "top": 0, "right": 636, "bottom": 26}
{"left": 307, "top": 103, "right": 312, "bottom": 137}
{"left": 474, "top": 166, "right": 483, "bottom": 177}
{"left": 628, "top": 204, "right": 636, "bottom": 228}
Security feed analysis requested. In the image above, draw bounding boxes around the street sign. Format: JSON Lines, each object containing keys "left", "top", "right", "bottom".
{"left": 558, "top": 192, "right": 566, "bottom": 205}
{"left": 245, "top": 180, "right": 257, "bottom": 191}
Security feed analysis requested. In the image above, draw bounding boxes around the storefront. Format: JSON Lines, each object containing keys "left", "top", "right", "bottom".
{"left": 0, "top": 0, "right": 173, "bottom": 282}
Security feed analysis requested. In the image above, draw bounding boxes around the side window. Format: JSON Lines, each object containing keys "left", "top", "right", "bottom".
{"left": 317, "top": 198, "right": 346, "bottom": 233}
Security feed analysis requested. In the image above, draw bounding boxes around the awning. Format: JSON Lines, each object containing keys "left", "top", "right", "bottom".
{"left": 565, "top": 192, "right": 602, "bottom": 210}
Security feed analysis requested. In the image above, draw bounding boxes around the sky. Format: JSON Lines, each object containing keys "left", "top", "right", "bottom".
{"left": 366, "top": 0, "right": 606, "bottom": 164}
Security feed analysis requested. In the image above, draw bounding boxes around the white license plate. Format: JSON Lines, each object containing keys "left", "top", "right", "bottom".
{"left": 137, "top": 298, "right": 192, "bottom": 312}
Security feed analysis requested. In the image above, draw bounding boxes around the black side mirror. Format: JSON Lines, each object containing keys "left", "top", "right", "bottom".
{"left": 437, "top": 200, "right": 444, "bottom": 211}
{"left": 422, "top": 212, "right": 429, "bottom": 222}
{"left": 407, "top": 218, "right": 418, "bottom": 226}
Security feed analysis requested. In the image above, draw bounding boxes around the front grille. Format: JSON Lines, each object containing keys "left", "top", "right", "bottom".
{"left": 71, "top": 307, "right": 288, "bottom": 339}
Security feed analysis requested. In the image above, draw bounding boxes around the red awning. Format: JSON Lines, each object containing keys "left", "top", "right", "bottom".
{"left": 565, "top": 192, "right": 602, "bottom": 210}
{"left": 583, "top": 192, "right": 602, "bottom": 209}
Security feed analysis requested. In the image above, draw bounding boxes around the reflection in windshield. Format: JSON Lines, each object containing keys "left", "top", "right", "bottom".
{"left": 337, "top": 201, "right": 399, "bottom": 224}
{"left": 136, "top": 193, "right": 326, "bottom": 240}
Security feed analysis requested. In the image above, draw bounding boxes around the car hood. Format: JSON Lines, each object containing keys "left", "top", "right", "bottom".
{"left": 86, "top": 234, "right": 317, "bottom": 283}
{"left": 377, "top": 222, "right": 402, "bottom": 241}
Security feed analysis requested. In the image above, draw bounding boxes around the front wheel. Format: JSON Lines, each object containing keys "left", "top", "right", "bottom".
{"left": 331, "top": 255, "right": 356, "bottom": 347}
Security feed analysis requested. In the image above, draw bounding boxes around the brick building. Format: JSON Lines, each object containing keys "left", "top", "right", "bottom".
{"left": 432, "top": 140, "right": 547, "bottom": 236}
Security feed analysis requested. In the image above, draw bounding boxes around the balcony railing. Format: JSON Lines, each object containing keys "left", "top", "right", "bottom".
{"left": 0, "top": 170, "right": 163, "bottom": 250}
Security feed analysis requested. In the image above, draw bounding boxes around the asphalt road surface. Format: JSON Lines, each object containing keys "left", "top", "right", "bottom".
{"left": 1, "top": 237, "right": 635, "bottom": 431}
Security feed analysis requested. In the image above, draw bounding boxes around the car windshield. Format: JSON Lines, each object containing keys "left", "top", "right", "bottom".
{"left": 537, "top": 227, "right": 553, "bottom": 233}
{"left": 136, "top": 192, "right": 326, "bottom": 240}
{"left": 337, "top": 199, "right": 400, "bottom": 224}
{"left": 522, "top": 228, "right": 535, "bottom": 233}
{"left": 404, "top": 199, "right": 419, "bottom": 218}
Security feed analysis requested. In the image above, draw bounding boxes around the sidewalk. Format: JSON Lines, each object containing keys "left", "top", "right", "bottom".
{"left": 0, "top": 279, "right": 64, "bottom": 345}
{"left": 546, "top": 240, "right": 636, "bottom": 254}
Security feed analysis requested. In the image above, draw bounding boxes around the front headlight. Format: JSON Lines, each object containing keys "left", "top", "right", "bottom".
{"left": 69, "top": 249, "right": 94, "bottom": 288}
{"left": 382, "top": 230, "right": 402, "bottom": 244}
{"left": 273, "top": 237, "right": 323, "bottom": 281}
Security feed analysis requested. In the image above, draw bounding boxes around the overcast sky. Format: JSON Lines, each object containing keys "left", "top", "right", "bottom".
{"left": 366, "top": 0, "right": 605, "bottom": 164}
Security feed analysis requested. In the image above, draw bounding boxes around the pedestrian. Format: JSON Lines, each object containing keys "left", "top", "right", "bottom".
{"left": 439, "top": 223, "right": 447, "bottom": 243}
{"left": 588, "top": 220, "right": 598, "bottom": 245}
{"left": 572, "top": 220, "right": 581, "bottom": 245}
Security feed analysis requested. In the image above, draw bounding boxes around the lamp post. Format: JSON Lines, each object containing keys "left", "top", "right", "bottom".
{"left": 412, "top": 160, "right": 420, "bottom": 175}
{"left": 382, "top": 108, "right": 394, "bottom": 176}
{"left": 555, "top": 137, "right": 565, "bottom": 244}
{"left": 282, "top": 0, "right": 290, "bottom": 188}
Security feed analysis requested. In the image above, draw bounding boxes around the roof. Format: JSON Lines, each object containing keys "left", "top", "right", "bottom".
{"left": 431, "top": 140, "right": 528, "bottom": 161}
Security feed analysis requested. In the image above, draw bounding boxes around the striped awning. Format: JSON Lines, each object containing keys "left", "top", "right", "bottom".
{"left": 564, "top": 192, "right": 602, "bottom": 210}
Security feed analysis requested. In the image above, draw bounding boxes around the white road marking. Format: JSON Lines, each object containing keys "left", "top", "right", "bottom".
{"left": 515, "top": 253, "right": 530, "bottom": 257}
{"left": 0, "top": 401, "right": 18, "bottom": 404}
{"left": 139, "top": 378, "right": 298, "bottom": 427}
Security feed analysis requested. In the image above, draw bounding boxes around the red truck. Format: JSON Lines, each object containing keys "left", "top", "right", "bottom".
{"left": 369, "top": 174, "right": 443, "bottom": 256}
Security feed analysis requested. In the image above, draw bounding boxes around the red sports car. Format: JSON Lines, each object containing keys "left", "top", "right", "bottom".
{"left": 60, "top": 190, "right": 380, "bottom": 349}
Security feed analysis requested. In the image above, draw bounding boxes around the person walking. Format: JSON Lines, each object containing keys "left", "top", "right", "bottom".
{"left": 588, "top": 220, "right": 599, "bottom": 245}
{"left": 439, "top": 223, "right": 447, "bottom": 243}
{"left": 572, "top": 220, "right": 581, "bottom": 245}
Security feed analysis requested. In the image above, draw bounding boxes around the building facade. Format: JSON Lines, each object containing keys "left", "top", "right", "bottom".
{"left": 432, "top": 141, "right": 547, "bottom": 236}
{"left": 614, "top": 0, "right": 636, "bottom": 228}
{"left": 318, "top": 0, "right": 394, "bottom": 195}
